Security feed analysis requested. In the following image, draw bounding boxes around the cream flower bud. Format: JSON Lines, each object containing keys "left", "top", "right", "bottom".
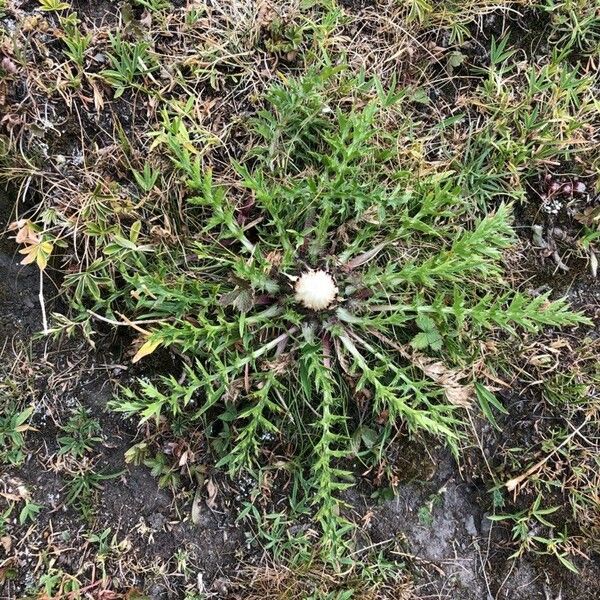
{"left": 294, "top": 270, "right": 338, "bottom": 311}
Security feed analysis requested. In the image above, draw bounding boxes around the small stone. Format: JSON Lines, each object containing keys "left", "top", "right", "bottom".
{"left": 464, "top": 514, "right": 477, "bottom": 536}
{"left": 147, "top": 512, "right": 167, "bottom": 530}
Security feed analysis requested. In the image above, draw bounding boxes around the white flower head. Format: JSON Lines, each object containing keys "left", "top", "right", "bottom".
{"left": 294, "top": 270, "right": 338, "bottom": 311}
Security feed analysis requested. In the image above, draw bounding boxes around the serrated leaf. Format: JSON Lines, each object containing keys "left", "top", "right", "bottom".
{"left": 218, "top": 289, "right": 241, "bottom": 307}
{"left": 411, "top": 327, "right": 442, "bottom": 350}
{"left": 427, "top": 329, "right": 443, "bottom": 351}
{"left": 233, "top": 288, "right": 253, "bottom": 313}
{"left": 416, "top": 314, "right": 436, "bottom": 332}
{"left": 409, "top": 87, "right": 431, "bottom": 105}
{"left": 410, "top": 332, "right": 431, "bottom": 350}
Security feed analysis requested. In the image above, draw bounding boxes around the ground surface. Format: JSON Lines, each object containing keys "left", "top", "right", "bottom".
{"left": 1, "top": 0, "right": 599, "bottom": 599}
{"left": 0, "top": 187, "right": 247, "bottom": 597}
{"left": 1, "top": 186, "right": 599, "bottom": 598}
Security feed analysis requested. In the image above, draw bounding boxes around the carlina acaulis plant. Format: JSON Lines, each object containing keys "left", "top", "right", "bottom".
{"left": 100, "top": 68, "right": 591, "bottom": 558}
{"left": 1, "top": 0, "right": 599, "bottom": 591}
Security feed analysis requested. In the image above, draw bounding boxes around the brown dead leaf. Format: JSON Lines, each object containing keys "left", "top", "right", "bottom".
{"left": 364, "top": 329, "right": 473, "bottom": 407}
{"left": 0, "top": 480, "right": 30, "bottom": 502}
{"left": 191, "top": 482, "right": 203, "bottom": 525}
{"left": 0, "top": 492, "right": 23, "bottom": 502}
{"left": 10, "top": 219, "right": 39, "bottom": 245}
{"left": 342, "top": 242, "right": 387, "bottom": 271}
{"left": 265, "top": 250, "right": 283, "bottom": 271}
{"left": 413, "top": 355, "right": 473, "bottom": 408}
{"left": 206, "top": 478, "right": 218, "bottom": 510}
{"left": 527, "top": 354, "right": 555, "bottom": 368}
{"left": 139, "top": 10, "right": 153, "bottom": 29}
{"left": 574, "top": 205, "right": 600, "bottom": 227}
{"left": 0, "top": 113, "right": 24, "bottom": 131}
{"left": 590, "top": 250, "right": 598, "bottom": 278}
{"left": 257, "top": 0, "right": 277, "bottom": 28}
{"left": 89, "top": 79, "right": 105, "bottom": 112}
{"left": 22, "top": 15, "right": 47, "bottom": 33}
{"left": 178, "top": 450, "right": 189, "bottom": 467}
{"left": 443, "top": 385, "right": 473, "bottom": 407}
